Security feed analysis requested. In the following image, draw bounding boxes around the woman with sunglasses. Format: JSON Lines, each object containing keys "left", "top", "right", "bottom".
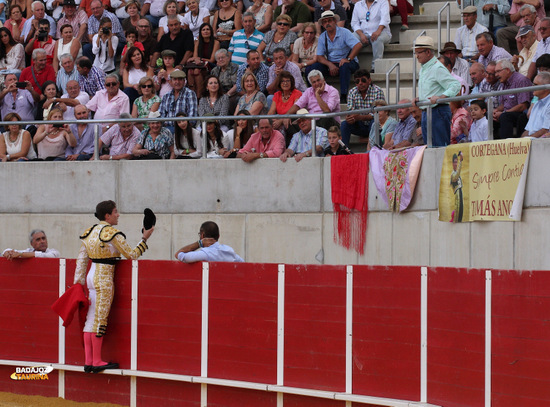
{"left": 213, "top": 0, "right": 242, "bottom": 49}
{"left": 0, "top": 27, "right": 24, "bottom": 75}
{"left": 187, "top": 23, "right": 220, "bottom": 96}
{"left": 246, "top": 0, "right": 272, "bottom": 33}
{"left": 181, "top": 0, "right": 210, "bottom": 40}
{"left": 131, "top": 76, "right": 160, "bottom": 131}
{"left": 122, "top": 46, "right": 154, "bottom": 106}
{"left": 199, "top": 75, "right": 230, "bottom": 131}
{"left": 257, "top": 14, "right": 296, "bottom": 64}
{"left": 290, "top": 22, "right": 317, "bottom": 72}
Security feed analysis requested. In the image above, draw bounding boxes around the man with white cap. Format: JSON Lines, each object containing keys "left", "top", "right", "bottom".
{"left": 512, "top": 25, "right": 539, "bottom": 77}
{"left": 280, "top": 108, "right": 330, "bottom": 161}
{"left": 454, "top": 6, "right": 488, "bottom": 61}
{"left": 307, "top": 10, "right": 362, "bottom": 103}
{"left": 414, "top": 36, "right": 461, "bottom": 147}
{"left": 460, "top": 0, "right": 510, "bottom": 35}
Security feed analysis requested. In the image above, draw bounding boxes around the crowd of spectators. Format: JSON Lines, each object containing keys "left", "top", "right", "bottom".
{"left": 0, "top": 0, "right": 548, "bottom": 164}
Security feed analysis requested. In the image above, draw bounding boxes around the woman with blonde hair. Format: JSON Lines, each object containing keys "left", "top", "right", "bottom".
{"left": 34, "top": 108, "right": 76, "bottom": 160}
{"left": 131, "top": 76, "right": 160, "bottom": 130}
{"left": 290, "top": 22, "right": 317, "bottom": 71}
{"left": 234, "top": 72, "right": 266, "bottom": 116}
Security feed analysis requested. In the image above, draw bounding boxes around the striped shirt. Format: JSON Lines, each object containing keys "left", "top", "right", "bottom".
{"left": 229, "top": 29, "right": 264, "bottom": 66}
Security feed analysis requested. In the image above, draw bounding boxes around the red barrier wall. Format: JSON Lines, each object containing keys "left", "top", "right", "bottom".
{"left": 1, "top": 259, "right": 550, "bottom": 407}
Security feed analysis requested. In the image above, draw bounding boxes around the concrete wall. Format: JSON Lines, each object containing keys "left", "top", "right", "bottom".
{"left": 2, "top": 140, "right": 550, "bottom": 269}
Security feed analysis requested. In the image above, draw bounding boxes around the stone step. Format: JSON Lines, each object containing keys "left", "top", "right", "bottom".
{"left": 399, "top": 27, "right": 458, "bottom": 44}
{"left": 417, "top": 1, "right": 461, "bottom": 15}
{"left": 374, "top": 57, "right": 418, "bottom": 74}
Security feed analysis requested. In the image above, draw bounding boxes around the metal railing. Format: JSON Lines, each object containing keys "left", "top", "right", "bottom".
{"left": 412, "top": 30, "right": 426, "bottom": 102}
{"left": 437, "top": 2, "right": 451, "bottom": 54}
{"left": 385, "top": 62, "right": 401, "bottom": 105}
{"left": 2, "top": 83, "right": 548, "bottom": 160}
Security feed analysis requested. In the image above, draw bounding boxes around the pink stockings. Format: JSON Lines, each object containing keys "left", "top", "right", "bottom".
{"left": 83, "top": 332, "right": 108, "bottom": 367}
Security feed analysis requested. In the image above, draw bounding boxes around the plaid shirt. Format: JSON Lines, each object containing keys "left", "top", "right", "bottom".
{"left": 79, "top": 66, "right": 106, "bottom": 97}
{"left": 88, "top": 10, "right": 125, "bottom": 42}
{"left": 236, "top": 62, "right": 269, "bottom": 93}
{"left": 347, "top": 84, "right": 385, "bottom": 115}
{"left": 159, "top": 87, "right": 198, "bottom": 127}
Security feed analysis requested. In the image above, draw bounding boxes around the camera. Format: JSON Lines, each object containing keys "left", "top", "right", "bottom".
{"left": 15, "top": 81, "right": 26, "bottom": 89}
{"left": 53, "top": 123, "right": 64, "bottom": 128}
{"left": 37, "top": 30, "right": 48, "bottom": 41}
{"left": 102, "top": 27, "right": 111, "bottom": 35}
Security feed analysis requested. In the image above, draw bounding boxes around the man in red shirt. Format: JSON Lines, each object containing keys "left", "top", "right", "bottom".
{"left": 19, "top": 48, "right": 56, "bottom": 95}
{"left": 237, "top": 118, "right": 286, "bottom": 162}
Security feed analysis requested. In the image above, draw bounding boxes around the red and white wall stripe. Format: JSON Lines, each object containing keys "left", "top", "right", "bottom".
{"left": 1, "top": 258, "right": 549, "bottom": 406}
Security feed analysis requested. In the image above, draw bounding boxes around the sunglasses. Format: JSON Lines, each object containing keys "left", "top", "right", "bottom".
{"left": 277, "top": 22, "right": 290, "bottom": 26}
{"left": 365, "top": 11, "right": 370, "bottom": 22}
{"left": 140, "top": 84, "right": 153, "bottom": 88}
{"left": 354, "top": 78, "right": 368, "bottom": 84}
{"left": 105, "top": 82, "right": 118, "bottom": 87}
{"left": 245, "top": 40, "right": 249, "bottom": 48}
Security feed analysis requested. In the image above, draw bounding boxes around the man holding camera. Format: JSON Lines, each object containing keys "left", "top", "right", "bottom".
{"left": 21, "top": 1, "right": 57, "bottom": 43}
{"left": 0, "top": 73, "right": 40, "bottom": 122}
{"left": 25, "top": 18, "right": 56, "bottom": 65}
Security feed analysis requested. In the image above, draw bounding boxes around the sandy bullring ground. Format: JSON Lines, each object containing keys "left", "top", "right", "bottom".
{"left": 0, "top": 392, "right": 125, "bottom": 407}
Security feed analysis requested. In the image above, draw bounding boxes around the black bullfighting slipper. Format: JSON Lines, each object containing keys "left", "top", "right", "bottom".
{"left": 142, "top": 208, "right": 156, "bottom": 233}
{"left": 84, "top": 365, "right": 93, "bottom": 373}
{"left": 92, "top": 362, "right": 119, "bottom": 374}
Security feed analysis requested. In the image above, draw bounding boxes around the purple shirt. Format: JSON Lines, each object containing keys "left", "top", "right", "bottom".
{"left": 391, "top": 114, "right": 417, "bottom": 144}
{"left": 100, "top": 124, "right": 140, "bottom": 156}
{"left": 499, "top": 72, "right": 532, "bottom": 111}
{"left": 67, "top": 123, "right": 97, "bottom": 156}
{"left": 295, "top": 83, "right": 341, "bottom": 122}
{"left": 1, "top": 89, "right": 35, "bottom": 121}
{"left": 478, "top": 45, "right": 512, "bottom": 67}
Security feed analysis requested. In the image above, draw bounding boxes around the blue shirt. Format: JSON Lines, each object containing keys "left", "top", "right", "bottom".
{"left": 288, "top": 126, "right": 329, "bottom": 155}
{"left": 177, "top": 242, "right": 244, "bottom": 263}
{"left": 159, "top": 87, "right": 198, "bottom": 127}
{"left": 228, "top": 29, "right": 264, "bottom": 65}
{"left": 236, "top": 62, "right": 269, "bottom": 93}
{"left": 316, "top": 26, "right": 360, "bottom": 63}
{"left": 67, "top": 123, "right": 96, "bottom": 156}
{"left": 525, "top": 94, "right": 550, "bottom": 136}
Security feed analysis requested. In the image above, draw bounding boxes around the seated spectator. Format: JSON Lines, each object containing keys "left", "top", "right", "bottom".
{"left": 280, "top": 110, "right": 329, "bottom": 161}
{"left": 121, "top": 1, "right": 141, "bottom": 32}
{"left": 154, "top": 17, "right": 194, "bottom": 68}
{"left": 213, "top": 0, "right": 243, "bottom": 49}
{"left": 132, "top": 111, "right": 175, "bottom": 159}
{"left": 79, "top": 0, "right": 110, "bottom": 18}
{"left": 154, "top": 49, "right": 177, "bottom": 97}
{"left": 235, "top": 71, "right": 267, "bottom": 115}
{"left": 76, "top": 55, "right": 105, "bottom": 97}
{"left": 0, "top": 27, "right": 25, "bottom": 75}
{"left": 454, "top": 6, "right": 487, "bottom": 61}
{"left": 535, "top": 52, "right": 550, "bottom": 72}
{"left": 0, "top": 113, "right": 36, "bottom": 161}
{"left": 518, "top": 4, "right": 544, "bottom": 44}
{"left": 368, "top": 99, "right": 397, "bottom": 149}
{"left": 382, "top": 99, "right": 416, "bottom": 150}
{"left": 34, "top": 107, "right": 76, "bottom": 160}
{"left": 56, "top": 0, "right": 88, "bottom": 43}
{"left": 159, "top": 69, "right": 198, "bottom": 131}
{"left": 181, "top": 0, "right": 210, "bottom": 40}
{"left": 237, "top": 118, "right": 285, "bottom": 161}
{"left": 57, "top": 79, "right": 90, "bottom": 121}
{"left": 389, "top": 0, "right": 414, "bottom": 32}
{"left": 257, "top": 14, "right": 296, "bottom": 64}
{"left": 92, "top": 17, "right": 118, "bottom": 74}
{"left": 52, "top": 24, "right": 81, "bottom": 72}
{"left": 142, "top": 0, "right": 180, "bottom": 30}
{"left": 228, "top": 11, "right": 264, "bottom": 66}
{"left": 351, "top": 1, "right": 390, "bottom": 73}
{"left": 290, "top": 23, "right": 318, "bottom": 72}
{"left": 527, "top": 18, "right": 550, "bottom": 80}
{"left": 496, "top": 3, "right": 544, "bottom": 55}
{"left": 21, "top": 1, "right": 56, "bottom": 44}
{"left": 342, "top": 68, "right": 385, "bottom": 147}
{"left": 203, "top": 117, "right": 230, "bottom": 158}
{"left": 84, "top": 0, "right": 124, "bottom": 62}
{"left": 246, "top": 0, "right": 273, "bottom": 33}
{"left": 314, "top": 0, "right": 347, "bottom": 34}
{"left": 56, "top": 53, "right": 79, "bottom": 94}
{"left": 137, "top": 19, "right": 158, "bottom": 66}
{"left": 470, "top": 61, "right": 502, "bottom": 114}
{"left": 0, "top": 73, "right": 38, "bottom": 122}
{"left": 131, "top": 76, "right": 160, "bottom": 131}
{"left": 476, "top": 32, "right": 512, "bottom": 67}
{"left": 462, "top": 0, "right": 510, "bottom": 35}
{"left": 120, "top": 28, "right": 144, "bottom": 64}
{"left": 211, "top": 48, "right": 239, "bottom": 112}
{"left": 64, "top": 104, "right": 95, "bottom": 160}
{"left": 438, "top": 55, "right": 469, "bottom": 95}
{"left": 235, "top": 49, "right": 269, "bottom": 94}
{"left": 466, "top": 99, "right": 489, "bottom": 142}
{"left": 273, "top": 0, "right": 311, "bottom": 34}
{"left": 224, "top": 110, "right": 253, "bottom": 155}
{"left": 122, "top": 46, "right": 154, "bottom": 105}
{"left": 287, "top": 69, "right": 340, "bottom": 129}
{"left": 5, "top": 5, "right": 26, "bottom": 44}
{"left": 512, "top": 25, "right": 539, "bottom": 77}
{"left": 440, "top": 41, "right": 471, "bottom": 88}
{"left": 267, "top": 70, "right": 302, "bottom": 142}
{"left": 310, "top": 11, "right": 361, "bottom": 101}
{"left": 450, "top": 100, "right": 472, "bottom": 144}
{"left": 174, "top": 112, "right": 202, "bottom": 158}
{"left": 493, "top": 58, "right": 532, "bottom": 139}
{"left": 470, "top": 61, "right": 487, "bottom": 93}
{"left": 25, "top": 18, "right": 55, "bottom": 66}
{"left": 324, "top": 126, "right": 351, "bottom": 155}
{"left": 86, "top": 73, "right": 131, "bottom": 132}
{"left": 187, "top": 23, "right": 220, "bottom": 97}
{"left": 36, "top": 80, "right": 60, "bottom": 120}
{"left": 2, "top": 229, "right": 60, "bottom": 260}
{"left": 97, "top": 112, "right": 140, "bottom": 160}
{"left": 157, "top": 0, "right": 186, "bottom": 40}
{"left": 199, "top": 75, "right": 230, "bottom": 131}
{"left": 266, "top": 47, "right": 307, "bottom": 96}
{"left": 521, "top": 71, "right": 550, "bottom": 137}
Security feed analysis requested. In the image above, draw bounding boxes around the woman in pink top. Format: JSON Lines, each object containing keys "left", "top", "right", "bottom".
{"left": 33, "top": 108, "right": 77, "bottom": 160}
{"left": 4, "top": 5, "right": 26, "bottom": 43}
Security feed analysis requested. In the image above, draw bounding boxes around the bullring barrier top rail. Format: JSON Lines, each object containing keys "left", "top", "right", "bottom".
{"left": 2, "top": 83, "right": 549, "bottom": 159}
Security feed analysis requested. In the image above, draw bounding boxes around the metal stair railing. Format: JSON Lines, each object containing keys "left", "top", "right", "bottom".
{"left": 385, "top": 62, "right": 401, "bottom": 105}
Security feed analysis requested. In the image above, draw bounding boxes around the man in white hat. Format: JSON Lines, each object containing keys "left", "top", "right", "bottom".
{"left": 461, "top": 0, "right": 510, "bottom": 35}
{"left": 454, "top": 6, "right": 488, "bottom": 61}
{"left": 414, "top": 36, "right": 460, "bottom": 147}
